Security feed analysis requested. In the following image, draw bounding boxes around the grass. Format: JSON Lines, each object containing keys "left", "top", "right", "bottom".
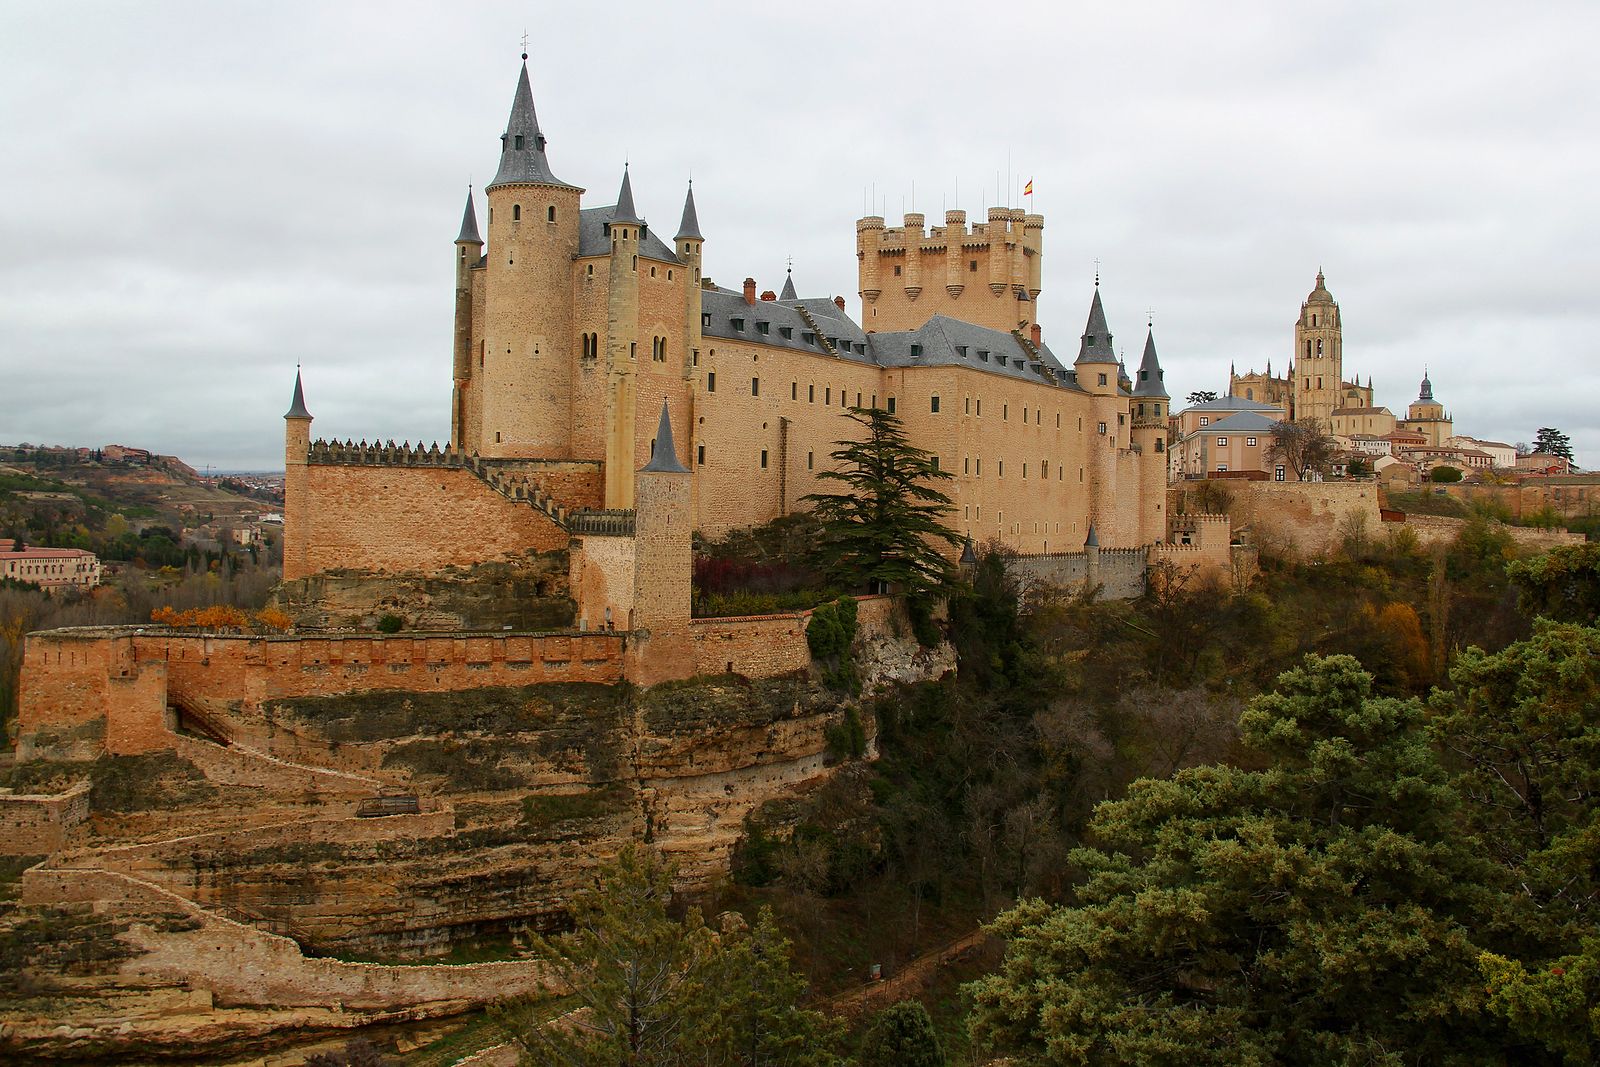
{"left": 520, "top": 784, "right": 633, "bottom": 829}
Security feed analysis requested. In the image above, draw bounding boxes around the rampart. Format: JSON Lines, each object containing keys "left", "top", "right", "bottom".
{"left": 1207, "top": 479, "right": 1383, "bottom": 560}
{"left": 1397, "top": 513, "right": 1587, "bottom": 551}
{"left": 0, "top": 778, "right": 90, "bottom": 854}
{"left": 1006, "top": 546, "right": 1148, "bottom": 600}
{"left": 17, "top": 628, "right": 626, "bottom": 761}
{"left": 687, "top": 595, "right": 897, "bottom": 679}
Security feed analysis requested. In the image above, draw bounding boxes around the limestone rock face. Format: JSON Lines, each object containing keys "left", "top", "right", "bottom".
{"left": 272, "top": 553, "right": 574, "bottom": 631}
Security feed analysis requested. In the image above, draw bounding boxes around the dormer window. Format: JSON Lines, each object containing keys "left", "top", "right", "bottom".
{"left": 757, "top": 322, "right": 770, "bottom": 335}
{"left": 956, "top": 345, "right": 968, "bottom": 357}
{"left": 514, "top": 134, "right": 525, "bottom": 150}
{"left": 978, "top": 350, "right": 989, "bottom": 362}
{"left": 1085, "top": 334, "right": 1095, "bottom": 345}
{"left": 732, "top": 318, "right": 745, "bottom": 332}
{"left": 702, "top": 313, "right": 711, "bottom": 328}
{"left": 780, "top": 326, "right": 793, "bottom": 340}
{"left": 910, "top": 344, "right": 922, "bottom": 357}
{"left": 802, "top": 332, "right": 815, "bottom": 345}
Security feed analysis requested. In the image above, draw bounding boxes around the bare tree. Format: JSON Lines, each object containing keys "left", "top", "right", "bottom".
{"left": 1267, "top": 418, "right": 1336, "bottom": 480}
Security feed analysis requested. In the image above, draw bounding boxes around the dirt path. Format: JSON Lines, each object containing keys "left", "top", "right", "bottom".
{"left": 828, "top": 927, "right": 990, "bottom": 1017}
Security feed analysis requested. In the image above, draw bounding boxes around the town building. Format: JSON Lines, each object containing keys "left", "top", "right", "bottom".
{"left": 0, "top": 539, "right": 101, "bottom": 590}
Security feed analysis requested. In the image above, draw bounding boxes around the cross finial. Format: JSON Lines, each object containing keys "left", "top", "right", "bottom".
{"left": 520, "top": 30, "right": 529, "bottom": 59}
{"left": 787, "top": 255, "right": 792, "bottom": 274}
{"left": 1147, "top": 306, "right": 1154, "bottom": 327}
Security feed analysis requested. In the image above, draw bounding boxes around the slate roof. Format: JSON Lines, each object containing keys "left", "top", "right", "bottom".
{"left": 578, "top": 206, "right": 680, "bottom": 263}
{"left": 642, "top": 401, "right": 689, "bottom": 473}
{"left": 1075, "top": 288, "right": 1118, "bottom": 364}
{"left": 779, "top": 273, "right": 797, "bottom": 301}
{"left": 674, "top": 184, "right": 702, "bottom": 241}
{"left": 284, "top": 370, "right": 311, "bottom": 420}
{"left": 1194, "top": 410, "right": 1281, "bottom": 434}
{"left": 1132, "top": 327, "right": 1169, "bottom": 398}
{"left": 486, "top": 63, "right": 578, "bottom": 191}
{"left": 457, "top": 189, "right": 482, "bottom": 244}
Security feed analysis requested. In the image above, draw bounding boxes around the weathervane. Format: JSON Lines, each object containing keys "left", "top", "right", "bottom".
{"left": 520, "top": 30, "right": 529, "bottom": 60}
{"left": 1094, "top": 258, "right": 1101, "bottom": 286}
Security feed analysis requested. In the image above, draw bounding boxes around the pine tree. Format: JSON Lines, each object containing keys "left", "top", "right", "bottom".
{"left": 1532, "top": 427, "right": 1574, "bottom": 462}
{"left": 802, "top": 407, "right": 961, "bottom": 604}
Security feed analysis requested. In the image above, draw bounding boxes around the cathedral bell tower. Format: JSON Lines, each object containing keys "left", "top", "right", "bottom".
{"left": 1292, "top": 270, "right": 1342, "bottom": 425}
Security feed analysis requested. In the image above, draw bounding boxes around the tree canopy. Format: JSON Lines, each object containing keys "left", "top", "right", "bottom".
{"left": 802, "top": 407, "right": 961, "bottom": 604}
{"left": 1533, "top": 427, "right": 1574, "bottom": 462}
{"left": 492, "top": 846, "right": 841, "bottom": 1067}
{"left": 1185, "top": 390, "right": 1219, "bottom": 406}
{"left": 1265, "top": 418, "right": 1335, "bottom": 480}
{"left": 967, "top": 655, "right": 1509, "bottom": 1065}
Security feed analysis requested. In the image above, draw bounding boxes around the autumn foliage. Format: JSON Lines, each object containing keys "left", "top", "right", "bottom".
{"left": 150, "top": 605, "right": 292, "bottom": 633}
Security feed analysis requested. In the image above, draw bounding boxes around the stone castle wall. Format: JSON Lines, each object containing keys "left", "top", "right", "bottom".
{"left": 1398, "top": 513, "right": 1587, "bottom": 551}
{"left": 687, "top": 594, "right": 896, "bottom": 679}
{"left": 17, "top": 628, "right": 626, "bottom": 761}
{"left": 1211, "top": 480, "right": 1383, "bottom": 560}
{"left": 0, "top": 778, "right": 90, "bottom": 854}
{"left": 1007, "top": 547, "right": 1149, "bottom": 600}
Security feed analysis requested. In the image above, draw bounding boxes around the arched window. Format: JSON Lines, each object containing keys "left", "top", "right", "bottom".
{"left": 512, "top": 204, "right": 521, "bottom": 221}
{"left": 547, "top": 205, "right": 556, "bottom": 222}
{"left": 1317, "top": 339, "right": 1323, "bottom": 356}
{"left": 1246, "top": 388, "right": 1254, "bottom": 400}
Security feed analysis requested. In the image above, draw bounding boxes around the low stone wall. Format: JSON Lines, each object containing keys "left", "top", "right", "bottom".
{"left": 1400, "top": 513, "right": 1587, "bottom": 551}
{"left": 1226, "top": 480, "right": 1383, "bottom": 560}
{"left": 171, "top": 734, "right": 381, "bottom": 795}
{"left": 1007, "top": 547, "right": 1148, "bottom": 600}
{"left": 0, "top": 779, "right": 90, "bottom": 854}
{"left": 687, "top": 595, "right": 896, "bottom": 679}
{"left": 20, "top": 867, "right": 554, "bottom": 1012}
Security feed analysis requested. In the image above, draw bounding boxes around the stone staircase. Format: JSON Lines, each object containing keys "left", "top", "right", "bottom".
{"left": 793, "top": 304, "right": 839, "bottom": 357}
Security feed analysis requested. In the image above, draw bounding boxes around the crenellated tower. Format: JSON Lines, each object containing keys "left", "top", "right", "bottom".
{"left": 856, "top": 204, "right": 1042, "bottom": 333}
{"left": 477, "top": 58, "right": 583, "bottom": 459}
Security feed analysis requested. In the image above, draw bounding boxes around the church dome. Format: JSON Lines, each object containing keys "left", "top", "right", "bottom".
{"left": 1305, "top": 269, "right": 1335, "bottom": 304}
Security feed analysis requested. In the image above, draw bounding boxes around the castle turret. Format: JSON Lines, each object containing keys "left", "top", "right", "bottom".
{"left": 282, "top": 369, "right": 312, "bottom": 581}
{"left": 1075, "top": 284, "right": 1122, "bottom": 543}
{"left": 603, "top": 166, "right": 642, "bottom": 508}
{"left": 1131, "top": 324, "right": 1171, "bottom": 543}
{"left": 856, "top": 215, "right": 884, "bottom": 308}
{"left": 902, "top": 212, "right": 924, "bottom": 302}
{"left": 452, "top": 188, "right": 482, "bottom": 449}
{"left": 1023, "top": 213, "right": 1044, "bottom": 301}
{"left": 479, "top": 57, "right": 583, "bottom": 459}
{"left": 943, "top": 209, "right": 966, "bottom": 298}
{"left": 674, "top": 181, "right": 704, "bottom": 386}
{"left": 629, "top": 401, "right": 694, "bottom": 685}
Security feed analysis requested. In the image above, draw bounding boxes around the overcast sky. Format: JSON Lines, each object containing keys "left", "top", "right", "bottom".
{"left": 2, "top": 1, "right": 1596, "bottom": 471}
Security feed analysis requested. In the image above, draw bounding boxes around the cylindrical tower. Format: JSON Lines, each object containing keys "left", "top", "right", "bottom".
{"left": 902, "top": 212, "right": 924, "bottom": 301}
{"left": 480, "top": 60, "right": 583, "bottom": 459}
{"left": 986, "top": 207, "right": 1009, "bottom": 296}
{"left": 944, "top": 209, "right": 966, "bottom": 298}
{"left": 857, "top": 215, "right": 884, "bottom": 308}
{"left": 282, "top": 371, "right": 312, "bottom": 581}
{"left": 452, "top": 189, "right": 482, "bottom": 450}
{"left": 603, "top": 167, "right": 643, "bottom": 509}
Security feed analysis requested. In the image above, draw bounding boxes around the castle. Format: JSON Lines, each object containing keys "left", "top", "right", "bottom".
{"left": 279, "top": 57, "right": 1185, "bottom": 681}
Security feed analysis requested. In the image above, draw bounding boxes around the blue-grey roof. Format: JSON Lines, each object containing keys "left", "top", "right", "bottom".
{"left": 578, "top": 206, "right": 680, "bottom": 263}
{"left": 674, "top": 183, "right": 702, "bottom": 241}
{"left": 284, "top": 369, "right": 311, "bottom": 420}
{"left": 702, "top": 290, "right": 874, "bottom": 363}
{"left": 486, "top": 63, "right": 578, "bottom": 191}
{"left": 1132, "top": 327, "right": 1168, "bottom": 398}
{"left": 642, "top": 401, "right": 689, "bottom": 473}
{"left": 456, "top": 189, "right": 481, "bottom": 244}
{"left": 1075, "top": 287, "right": 1118, "bottom": 364}
{"left": 1194, "top": 410, "right": 1281, "bottom": 434}
{"left": 610, "top": 166, "right": 643, "bottom": 225}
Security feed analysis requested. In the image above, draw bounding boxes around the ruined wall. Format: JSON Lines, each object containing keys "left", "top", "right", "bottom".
{"left": 0, "top": 779, "right": 90, "bottom": 854}
{"left": 1398, "top": 513, "right": 1587, "bottom": 551}
{"left": 299, "top": 464, "right": 567, "bottom": 577}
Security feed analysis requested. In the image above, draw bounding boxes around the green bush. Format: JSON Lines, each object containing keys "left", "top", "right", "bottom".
{"left": 860, "top": 1000, "right": 947, "bottom": 1066}
{"left": 1430, "top": 465, "right": 1464, "bottom": 483}
{"left": 824, "top": 706, "right": 868, "bottom": 761}
{"left": 376, "top": 614, "right": 403, "bottom": 633}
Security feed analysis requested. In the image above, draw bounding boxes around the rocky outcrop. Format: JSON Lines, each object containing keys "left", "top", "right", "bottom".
{"left": 272, "top": 552, "right": 575, "bottom": 631}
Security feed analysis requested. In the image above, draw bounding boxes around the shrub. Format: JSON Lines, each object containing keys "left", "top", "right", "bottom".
{"left": 1430, "top": 465, "right": 1464, "bottom": 483}
{"left": 824, "top": 706, "right": 867, "bottom": 761}
{"left": 376, "top": 614, "right": 403, "bottom": 633}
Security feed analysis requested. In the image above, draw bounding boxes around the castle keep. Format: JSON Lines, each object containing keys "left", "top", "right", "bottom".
{"left": 278, "top": 57, "right": 1185, "bottom": 677}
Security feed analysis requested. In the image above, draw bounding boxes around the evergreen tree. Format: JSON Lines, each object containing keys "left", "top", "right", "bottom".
{"left": 492, "top": 846, "right": 840, "bottom": 1066}
{"left": 802, "top": 407, "right": 961, "bottom": 604}
{"left": 1185, "top": 390, "right": 1219, "bottom": 405}
{"left": 859, "top": 1000, "right": 946, "bottom": 1067}
{"left": 1532, "top": 427, "right": 1574, "bottom": 462}
{"left": 967, "top": 655, "right": 1510, "bottom": 1065}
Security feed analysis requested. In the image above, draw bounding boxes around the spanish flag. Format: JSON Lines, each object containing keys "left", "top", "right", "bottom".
{"left": 1023, "top": 178, "right": 1034, "bottom": 197}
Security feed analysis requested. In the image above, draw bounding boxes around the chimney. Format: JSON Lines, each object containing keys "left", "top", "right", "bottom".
{"left": 743, "top": 278, "right": 757, "bottom": 305}
{"left": 760, "top": 290, "right": 777, "bottom": 302}
{"left": 1030, "top": 323, "right": 1042, "bottom": 346}
{"left": 834, "top": 296, "right": 846, "bottom": 311}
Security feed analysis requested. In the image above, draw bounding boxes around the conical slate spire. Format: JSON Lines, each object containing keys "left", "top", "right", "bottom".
{"left": 642, "top": 401, "right": 689, "bottom": 473}
{"left": 486, "top": 61, "right": 576, "bottom": 190}
{"left": 1075, "top": 288, "right": 1118, "bottom": 364}
{"left": 284, "top": 369, "right": 311, "bottom": 420}
{"left": 779, "top": 270, "right": 797, "bottom": 301}
{"left": 456, "top": 188, "right": 482, "bottom": 244}
{"left": 611, "top": 165, "right": 643, "bottom": 226}
{"left": 674, "top": 182, "right": 703, "bottom": 241}
{"left": 1085, "top": 523, "right": 1099, "bottom": 548}
{"left": 1132, "top": 326, "right": 1169, "bottom": 398}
